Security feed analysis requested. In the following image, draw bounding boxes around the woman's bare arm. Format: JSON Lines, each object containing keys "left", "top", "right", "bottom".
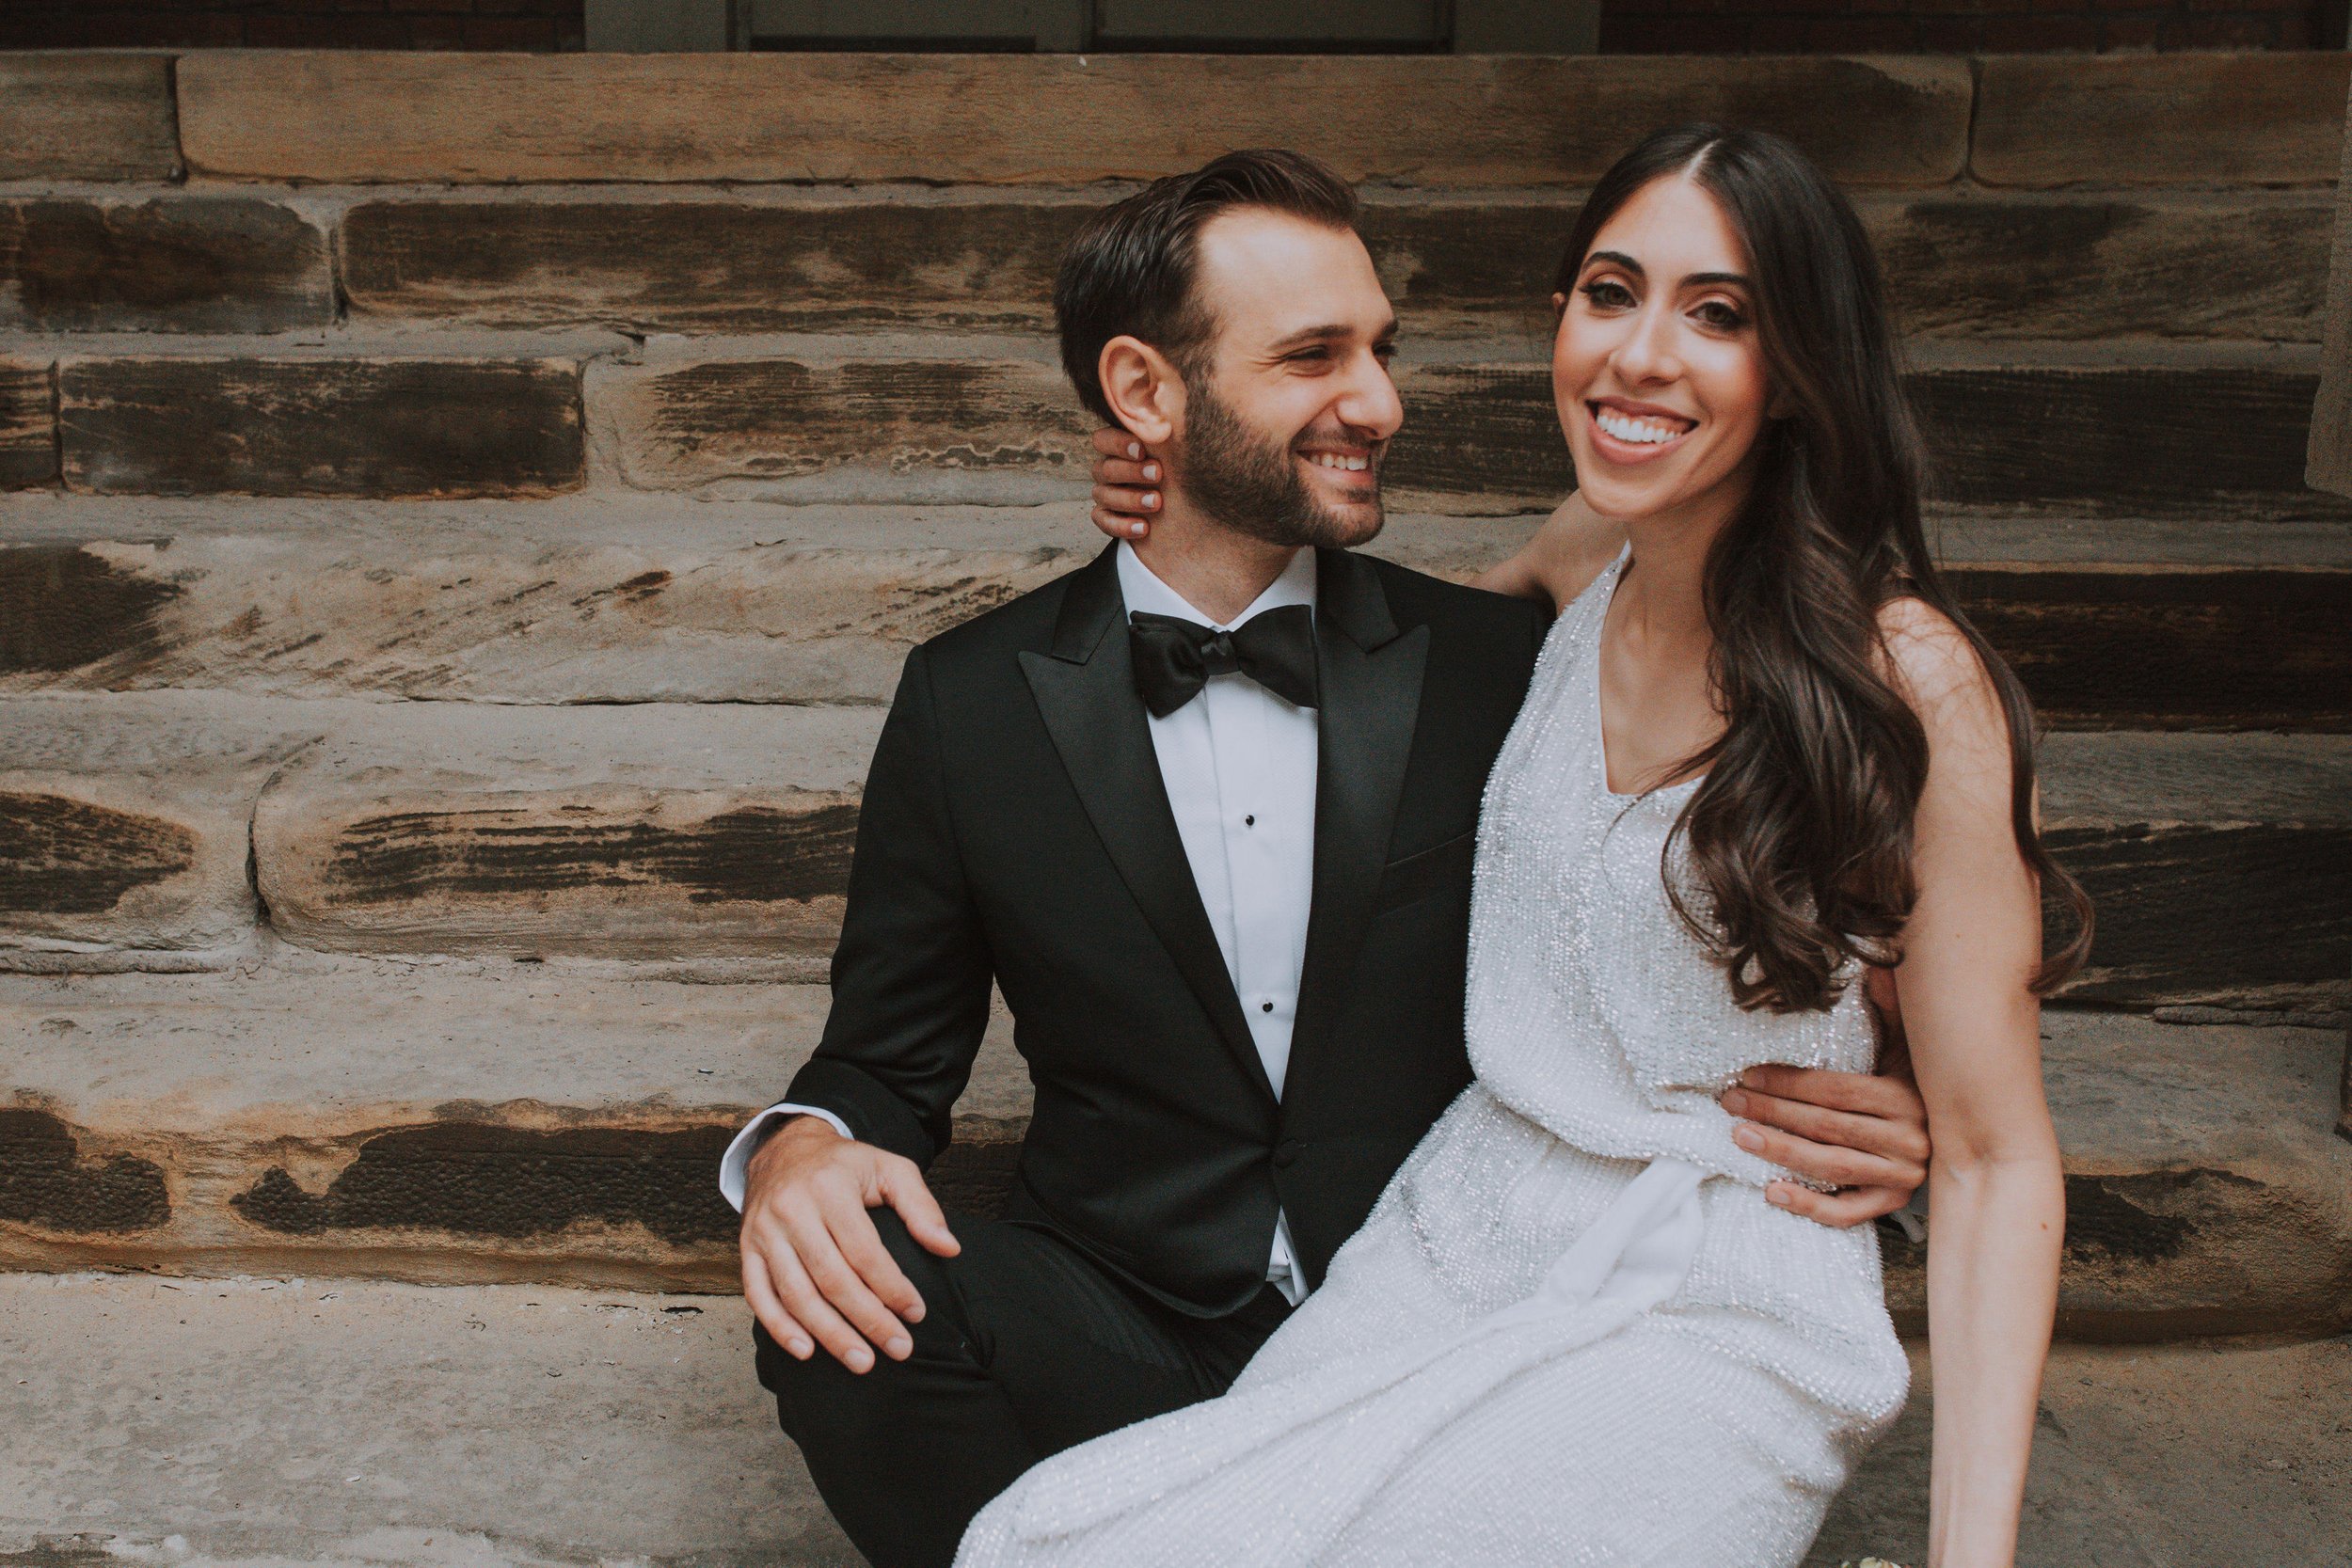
{"left": 1467, "top": 491, "right": 1626, "bottom": 611}
{"left": 1881, "top": 598, "right": 2063, "bottom": 1568}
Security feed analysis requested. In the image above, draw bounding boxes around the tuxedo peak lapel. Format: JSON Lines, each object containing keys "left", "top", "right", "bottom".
{"left": 1045, "top": 542, "right": 1126, "bottom": 665}
{"left": 1020, "top": 552, "right": 1277, "bottom": 1105}
{"left": 1291, "top": 551, "right": 1429, "bottom": 1099}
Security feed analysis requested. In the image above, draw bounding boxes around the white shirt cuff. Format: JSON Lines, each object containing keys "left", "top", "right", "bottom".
{"left": 717, "top": 1101, "right": 852, "bottom": 1212}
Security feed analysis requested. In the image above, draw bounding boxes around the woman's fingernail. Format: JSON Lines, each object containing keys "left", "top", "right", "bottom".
{"left": 1720, "top": 1088, "right": 1748, "bottom": 1115}
{"left": 1766, "top": 1185, "right": 1792, "bottom": 1207}
{"left": 1127, "top": 442, "right": 1140, "bottom": 458}
{"left": 1733, "top": 1124, "right": 1764, "bottom": 1152}
{"left": 1142, "top": 464, "right": 1159, "bottom": 481}
{"left": 1130, "top": 522, "right": 1146, "bottom": 537}
{"left": 1144, "top": 492, "right": 1158, "bottom": 509}
{"left": 887, "top": 1336, "right": 912, "bottom": 1358}
{"left": 789, "top": 1338, "right": 812, "bottom": 1357}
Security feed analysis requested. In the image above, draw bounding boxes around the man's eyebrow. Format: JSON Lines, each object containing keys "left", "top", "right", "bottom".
{"left": 1266, "top": 319, "right": 1397, "bottom": 352}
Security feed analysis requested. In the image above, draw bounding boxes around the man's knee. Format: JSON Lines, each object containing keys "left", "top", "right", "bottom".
{"left": 751, "top": 1205, "right": 972, "bottom": 1402}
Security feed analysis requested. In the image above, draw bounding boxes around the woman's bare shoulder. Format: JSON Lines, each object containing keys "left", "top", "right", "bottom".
{"left": 1876, "top": 595, "right": 2014, "bottom": 791}
{"left": 1527, "top": 493, "right": 1628, "bottom": 611}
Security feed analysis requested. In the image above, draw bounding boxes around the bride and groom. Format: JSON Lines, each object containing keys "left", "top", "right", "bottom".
{"left": 723, "top": 132, "right": 2077, "bottom": 1568}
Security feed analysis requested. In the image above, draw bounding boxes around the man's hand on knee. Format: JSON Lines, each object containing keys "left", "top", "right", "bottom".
{"left": 739, "top": 1116, "right": 961, "bottom": 1373}
{"left": 1717, "top": 1065, "right": 1931, "bottom": 1229}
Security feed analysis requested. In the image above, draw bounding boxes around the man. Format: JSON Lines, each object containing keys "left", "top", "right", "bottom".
{"left": 721, "top": 150, "right": 1931, "bottom": 1568}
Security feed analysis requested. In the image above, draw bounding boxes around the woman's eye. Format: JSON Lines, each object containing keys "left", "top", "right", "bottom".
{"left": 1695, "top": 300, "right": 1748, "bottom": 330}
{"left": 1580, "top": 280, "right": 1635, "bottom": 309}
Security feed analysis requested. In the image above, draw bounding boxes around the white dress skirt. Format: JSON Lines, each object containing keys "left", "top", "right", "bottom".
{"left": 955, "top": 552, "right": 1911, "bottom": 1568}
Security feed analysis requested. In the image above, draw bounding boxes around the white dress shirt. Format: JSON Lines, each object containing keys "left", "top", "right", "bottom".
{"left": 722, "top": 543, "right": 1323, "bottom": 1305}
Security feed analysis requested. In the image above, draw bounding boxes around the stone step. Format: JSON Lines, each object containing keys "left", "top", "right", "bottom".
{"left": 0, "top": 952, "right": 1029, "bottom": 1288}
{"left": 2, "top": 499, "right": 2347, "bottom": 728}
{"left": 8, "top": 336, "right": 2339, "bottom": 513}
{"left": 0, "top": 1288, "right": 2344, "bottom": 1568}
{"left": 170, "top": 51, "right": 1978, "bottom": 190}
{"left": 1, "top": 1290, "right": 2348, "bottom": 1568}
{"left": 0, "top": 691, "right": 874, "bottom": 974}
{"left": 2, "top": 954, "right": 2345, "bottom": 1339}
{"left": 10, "top": 50, "right": 2341, "bottom": 194}
{"left": 2, "top": 693, "right": 2346, "bottom": 1010}
{"left": 1, "top": 184, "right": 2329, "bottom": 343}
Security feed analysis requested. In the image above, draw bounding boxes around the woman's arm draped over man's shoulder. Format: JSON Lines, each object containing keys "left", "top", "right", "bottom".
{"left": 1470, "top": 492, "right": 1628, "bottom": 613}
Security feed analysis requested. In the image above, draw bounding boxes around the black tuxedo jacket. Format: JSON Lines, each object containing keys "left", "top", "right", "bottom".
{"left": 784, "top": 543, "right": 1549, "bottom": 1315}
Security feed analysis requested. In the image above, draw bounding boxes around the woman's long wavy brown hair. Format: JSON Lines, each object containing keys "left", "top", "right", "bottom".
{"left": 1556, "top": 124, "right": 2092, "bottom": 1013}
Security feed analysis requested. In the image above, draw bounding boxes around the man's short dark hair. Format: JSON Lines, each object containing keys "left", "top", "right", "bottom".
{"left": 1054, "top": 149, "right": 1360, "bottom": 425}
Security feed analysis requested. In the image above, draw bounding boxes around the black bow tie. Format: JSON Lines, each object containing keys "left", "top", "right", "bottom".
{"left": 1128, "top": 605, "right": 1320, "bottom": 718}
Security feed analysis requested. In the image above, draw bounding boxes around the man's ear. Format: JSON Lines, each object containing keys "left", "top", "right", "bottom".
{"left": 1097, "top": 335, "right": 1185, "bottom": 447}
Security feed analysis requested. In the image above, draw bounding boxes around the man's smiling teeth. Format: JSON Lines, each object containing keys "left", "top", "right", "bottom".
{"left": 1307, "top": 452, "right": 1370, "bottom": 472}
{"left": 1595, "top": 408, "right": 1688, "bottom": 446}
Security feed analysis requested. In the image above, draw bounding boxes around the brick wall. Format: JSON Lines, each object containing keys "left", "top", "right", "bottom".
{"left": 0, "top": 1, "right": 585, "bottom": 52}
{"left": 1599, "top": 0, "right": 2349, "bottom": 54}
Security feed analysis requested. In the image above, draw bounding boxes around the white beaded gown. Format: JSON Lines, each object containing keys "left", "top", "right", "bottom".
{"left": 955, "top": 552, "right": 1911, "bottom": 1568}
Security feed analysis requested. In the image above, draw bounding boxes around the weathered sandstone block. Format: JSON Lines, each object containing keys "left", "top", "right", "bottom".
{"left": 0, "top": 956, "right": 1024, "bottom": 1287}
{"left": 251, "top": 701, "right": 885, "bottom": 964}
{"left": 1867, "top": 193, "right": 2332, "bottom": 342}
{"left": 1879, "top": 1013, "right": 2352, "bottom": 1340}
{"left": 177, "top": 52, "right": 1969, "bottom": 187}
{"left": 1974, "top": 52, "right": 2351, "bottom": 188}
{"left": 59, "top": 356, "right": 585, "bottom": 499}
{"left": 0, "top": 54, "right": 179, "bottom": 182}
{"left": 0, "top": 499, "right": 1091, "bottom": 706}
{"left": 0, "top": 196, "right": 334, "bottom": 334}
{"left": 2041, "top": 733, "right": 2352, "bottom": 1012}
{"left": 596, "top": 352, "right": 1092, "bottom": 502}
{"left": 1945, "top": 563, "right": 2351, "bottom": 731}
{"left": 341, "top": 193, "right": 1092, "bottom": 334}
{"left": 0, "top": 358, "right": 53, "bottom": 490}
{"left": 0, "top": 693, "right": 327, "bottom": 969}
{"left": 1910, "top": 358, "right": 2344, "bottom": 517}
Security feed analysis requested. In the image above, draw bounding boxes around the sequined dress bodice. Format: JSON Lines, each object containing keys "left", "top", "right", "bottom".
{"left": 1466, "top": 548, "right": 1879, "bottom": 1170}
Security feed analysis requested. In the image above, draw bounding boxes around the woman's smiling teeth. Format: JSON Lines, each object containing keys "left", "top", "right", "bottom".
{"left": 1593, "top": 406, "right": 1692, "bottom": 446}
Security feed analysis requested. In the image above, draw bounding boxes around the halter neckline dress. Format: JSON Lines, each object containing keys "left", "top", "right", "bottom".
{"left": 955, "top": 550, "right": 1909, "bottom": 1568}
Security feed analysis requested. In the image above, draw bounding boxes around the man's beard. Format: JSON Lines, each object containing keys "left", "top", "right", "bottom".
{"left": 1177, "top": 380, "right": 1385, "bottom": 550}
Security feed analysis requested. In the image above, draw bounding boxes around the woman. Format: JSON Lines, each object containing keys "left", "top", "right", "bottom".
{"left": 957, "top": 125, "right": 2087, "bottom": 1568}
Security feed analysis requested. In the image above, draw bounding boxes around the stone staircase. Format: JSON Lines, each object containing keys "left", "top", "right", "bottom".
{"left": 3, "top": 45, "right": 2349, "bottom": 1568}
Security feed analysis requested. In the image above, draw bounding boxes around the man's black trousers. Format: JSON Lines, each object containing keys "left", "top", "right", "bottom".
{"left": 754, "top": 1209, "right": 1294, "bottom": 1568}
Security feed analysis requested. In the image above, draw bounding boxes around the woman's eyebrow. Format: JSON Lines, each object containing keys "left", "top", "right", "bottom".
{"left": 1681, "top": 270, "right": 1752, "bottom": 289}
{"left": 1584, "top": 249, "right": 1643, "bottom": 276}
